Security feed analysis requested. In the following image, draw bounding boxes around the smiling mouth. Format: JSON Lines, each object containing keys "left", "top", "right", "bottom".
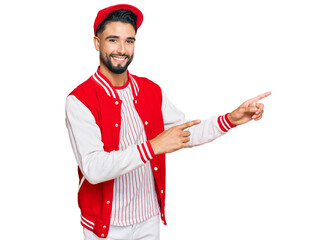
{"left": 111, "top": 55, "right": 128, "bottom": 63}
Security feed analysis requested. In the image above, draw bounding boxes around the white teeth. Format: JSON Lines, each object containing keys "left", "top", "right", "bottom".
{"left": 113, "top": 56, "right": 126, "bottom": 61}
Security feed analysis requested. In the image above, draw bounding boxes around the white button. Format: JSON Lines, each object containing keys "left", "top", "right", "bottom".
{"left": 161, "top": 190, "right": 164, "bottom": 194}
{"left": 115, "top": 101, "right": 119, "bottom": 105}
{"left": 134, "top": 100, "right": 137, "bottom": 104}
{"left": 115, "top": 123, "right": 119, "bottom": 127}
{"left": 154, "top": 167, "right": 158, "bottom": 171}
{"left": 145, "top": 121, "right": 148, "bottom": 125}
{"left": 103, "top": 225, "right": 107, "bottom": 229}
{"left": 101, "top": 234, "right": 105, "bottom": 237}
{"left": 106, "top": 201, "right": 110, "bottom": 204}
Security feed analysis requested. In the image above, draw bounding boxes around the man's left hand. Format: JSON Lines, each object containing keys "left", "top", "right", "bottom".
{"left": 228, "top": 91, "right": 272, "bottom": 126}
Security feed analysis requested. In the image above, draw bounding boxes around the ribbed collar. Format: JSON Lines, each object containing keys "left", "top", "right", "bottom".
{"left": 92, "top": 66, "right": 139, "bottom": 99}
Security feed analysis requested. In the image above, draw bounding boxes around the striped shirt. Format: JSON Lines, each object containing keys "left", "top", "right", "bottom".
{"left": 110, "top": 81, "right": 160, "bottom": 226}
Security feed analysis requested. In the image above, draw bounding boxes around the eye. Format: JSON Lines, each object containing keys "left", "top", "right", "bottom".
{"left": 126, "top": 40, "right": 134, "bottom": 44}
{"left": 109, "top": 39, "right": 117, "bottom": 43}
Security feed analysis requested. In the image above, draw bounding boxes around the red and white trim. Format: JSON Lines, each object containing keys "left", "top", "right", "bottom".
{"left": 92, "top": 73, "right": 111, "bottom": 97}
{"left": 218, "top": 113, "right": 236, "bottom": 132}
{"left": 81, "top": 215, "right": 95, "bottom": 230}
{"left": 92, "top": 68, "right": 140, "bottom": 100}
{"left": 93, "top": 70, "right": 119, "bottom": 99}
{"left": 129, "top": 74, "right": 139, "bottom": 97}
{"left": 137, "top": 141, "right": 155, "bottom": 163}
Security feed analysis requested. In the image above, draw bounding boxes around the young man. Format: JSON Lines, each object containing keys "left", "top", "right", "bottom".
{"left": 65, "top": 4, "right": 271, "bottom": 240}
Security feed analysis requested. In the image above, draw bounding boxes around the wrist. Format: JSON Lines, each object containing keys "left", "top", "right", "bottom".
{"left": 149, "top": 139, "right": 161, "bottom": 156}
{"left": 227, "top": 113, "right": 237, "bottom": 126}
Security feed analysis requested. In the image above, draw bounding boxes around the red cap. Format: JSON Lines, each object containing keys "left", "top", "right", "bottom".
{"left": 94, "top": 4, "right": 143, "bottom": 35}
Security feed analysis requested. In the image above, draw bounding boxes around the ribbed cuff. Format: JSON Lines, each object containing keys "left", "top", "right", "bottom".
{"left": 217, "top": 113, "right": 236, "bottom": 133}
{"left": 137, "top": 140, "right": 156, "bottom": 163}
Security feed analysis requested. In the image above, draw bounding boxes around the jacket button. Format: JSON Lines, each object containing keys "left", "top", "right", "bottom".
{"left": 134, "top": 100, "right": 137, "bottom": 104}
{"left": 101, "top": 234, "right": 105, "bottom": 237}
{"left": 103, "top": 225, "right": 107, "bottom": 229}
{"left": 115, "top": 101, "right": 119, "bottom": 105}
{"left": 154, "top": 167, "right": 158, "bottom": 171}
{"left": 145, "top": 121, "right": 148, "bottom": 125}
{"left": 106, "top": 201, "right": 110, "bottom": 204}
{"left": 115, "top": 123, "right": 119, "bottom": 127}
{"left": 161, "top": 190, "right": 164, "bottom": 194}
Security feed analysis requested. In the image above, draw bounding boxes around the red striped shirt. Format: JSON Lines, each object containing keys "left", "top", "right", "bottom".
{"left": 110, "top": 82, "right": 160, "bottom": 226}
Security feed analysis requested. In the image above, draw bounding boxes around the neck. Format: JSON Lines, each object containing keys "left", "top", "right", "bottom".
{"left": 99, "top": 64, "right": 128, "bottom": 87}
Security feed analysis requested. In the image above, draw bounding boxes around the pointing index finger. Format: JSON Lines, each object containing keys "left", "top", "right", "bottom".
{"left": 247, "top": 91, "right": 272, "bottom": 104}
{"left": 178, "top": 119, "right": 201, "bottom": 130}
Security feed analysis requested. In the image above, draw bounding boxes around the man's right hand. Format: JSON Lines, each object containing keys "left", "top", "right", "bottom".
{"left": 150, "top": 120, "right": 201, "bottom": 155}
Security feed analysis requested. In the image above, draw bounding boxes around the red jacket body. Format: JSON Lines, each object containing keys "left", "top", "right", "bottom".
{"left": 69, "top": 71, "right": 166, "bottom": 238}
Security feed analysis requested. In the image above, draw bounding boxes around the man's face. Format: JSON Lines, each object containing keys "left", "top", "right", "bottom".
{"left": 95, "top": 21, "right": 136, "bottom": 74}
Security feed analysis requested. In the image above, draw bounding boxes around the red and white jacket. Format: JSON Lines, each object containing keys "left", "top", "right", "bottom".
{"left": 65, "top": 68, "right": 235, "bottom": 238}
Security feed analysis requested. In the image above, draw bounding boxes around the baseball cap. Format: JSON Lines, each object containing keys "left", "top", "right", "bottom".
{"left": 94, "top": 4, "right": 143, "bottom": 35}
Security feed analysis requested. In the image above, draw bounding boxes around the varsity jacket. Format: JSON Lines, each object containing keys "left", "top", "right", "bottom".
{"left": 65, "top": 68, "right": 235, "bottom": 238}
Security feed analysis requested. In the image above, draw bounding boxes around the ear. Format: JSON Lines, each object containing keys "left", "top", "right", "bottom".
{"left": 93, "top": 36, "right": 100, "bottom": 51}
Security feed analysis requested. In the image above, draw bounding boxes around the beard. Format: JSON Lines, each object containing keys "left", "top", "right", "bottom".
{"left": 101, "top": 53, "right": 134, "bottom": 74}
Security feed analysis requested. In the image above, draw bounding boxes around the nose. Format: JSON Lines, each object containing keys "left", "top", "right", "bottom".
{"left": 117, "top": 42, "right": 126, "bottom": 55}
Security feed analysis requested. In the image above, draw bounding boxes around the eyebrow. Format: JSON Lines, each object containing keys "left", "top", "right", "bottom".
{"left": 105, "top": 35, "right": 136, "bottom": 41}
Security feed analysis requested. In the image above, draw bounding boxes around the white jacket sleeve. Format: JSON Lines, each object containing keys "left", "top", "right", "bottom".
{"left": 65, "top": 95, "right": 155, "bottom": 185}
{"left": 161, "top": 91, "right": 235, "bottom": 147}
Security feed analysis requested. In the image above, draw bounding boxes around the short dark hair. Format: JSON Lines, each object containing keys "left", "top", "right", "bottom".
{"left": 95, "top": 9, "right": 138, "bottom": 36}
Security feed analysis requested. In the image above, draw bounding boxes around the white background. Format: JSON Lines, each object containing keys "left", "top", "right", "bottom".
{"left": 1, "top": 0, "right": 335, "bottom": 239}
